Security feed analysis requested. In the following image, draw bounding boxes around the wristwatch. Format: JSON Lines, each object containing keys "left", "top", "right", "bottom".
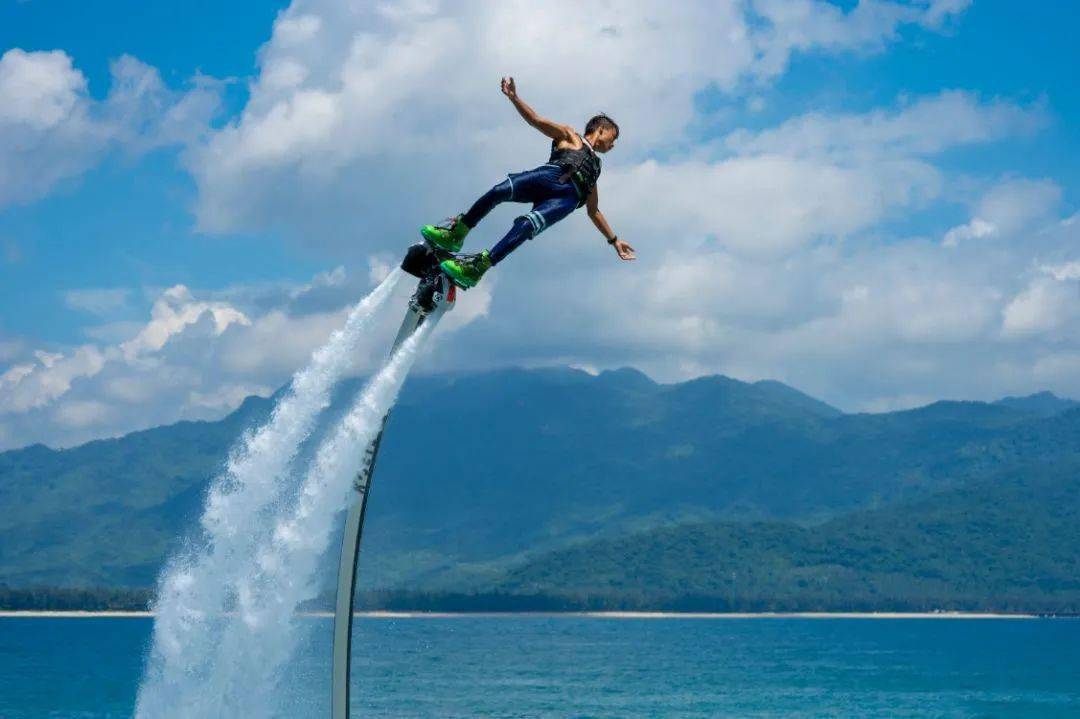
{"left": 608, "top": 235, "right": 617, "bottom": 245}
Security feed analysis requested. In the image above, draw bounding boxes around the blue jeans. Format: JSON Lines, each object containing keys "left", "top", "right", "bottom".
{"left": 461, "top": 164, "right": 581, "bottom": 265}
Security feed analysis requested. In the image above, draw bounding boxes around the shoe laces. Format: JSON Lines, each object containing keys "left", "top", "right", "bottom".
{"left": 435, "top": 215, "right": 462, "bottom": 231}
{"left": 457, "top": 250, "right": 486, "bottom": 264}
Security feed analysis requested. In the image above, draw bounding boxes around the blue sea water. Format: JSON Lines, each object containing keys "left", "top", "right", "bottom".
{"left": 1, "top": 616, "right": 1079, "bottom": 718}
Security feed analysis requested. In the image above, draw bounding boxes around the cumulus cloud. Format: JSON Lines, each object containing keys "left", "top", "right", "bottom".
{"left": 0, "top": 48, "right": 221, "bottom": 209}
{"left": 610, "top": 154, "right": 937, "bottom": 259}
{"left": 749, "top": 0, "right": 972, "bottom": 79}
{"left": 0, "top": 296, "right": 255, "bottom": 424}
{"left": 602, "top": 92, "right": 1042, "bottom": 261}
{"left": 458, "top": 211, "right": 1077, "bottom": 411}
{"left": 942, "top": 218, "right": 995, "bottom": 247}
{"left": 1042, "top": 260, "right": 1080, "bottom": 282}
{"left": 118, "top": 1, "right": 1080, "bottom": 420}
{"left": 416, "top": 115, "right": 1076, "bottom": 411}
{"left": 974, "top": 178, "right": 1062, "bottom": 234}
{"left": 1, "top": 283, "right": 258, "bottom": 448}
{"left": 724, "top": 91, "right": 1044, "bottom": 159}
{"left": 8, "top": 0, "right": 1080, "bottom": 448}
{"left": 0, "top": 262, "right": 481, "bottom": 450}
{"left": 118, "top": 286, "right": 250, "bottom": 361}
{"left": 943, "top": 178, "right": 1061, "bottom": 247}
{"left": 187, "top": 0, "right": 972, "bottom": 240}
{"left": 0, "top": 346, "right": 106, "bottom": 414}
{"left": 0, "top": 48, "right": 85, "bottom": 127}
{"left": 1002, "top": 258, "right": 1080, "bottom": 339}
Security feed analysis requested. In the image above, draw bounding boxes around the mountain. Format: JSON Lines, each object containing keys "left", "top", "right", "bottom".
{"left": 1, "top": 367, "right": 1076, "bottom": 599}
{"left": 0, "top": 395, "right": 271, "bottom": 587}
{"left": 486, "top": 454, "right": 1080, "bottom": 613}
{"left": 995, "top": 391, "right": 1080, "bottom": 417}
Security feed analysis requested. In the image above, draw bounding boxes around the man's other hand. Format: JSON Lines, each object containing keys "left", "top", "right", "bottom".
{"left": 613, "top": 239, "right": 636, "bottom": 260}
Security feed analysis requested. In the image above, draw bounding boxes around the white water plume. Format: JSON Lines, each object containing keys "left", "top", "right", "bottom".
{"left": 191, "top": 312, "right": 440, "bottom": 716}
{"left": 136, "top": 268, "right": 407, "bottom": 717}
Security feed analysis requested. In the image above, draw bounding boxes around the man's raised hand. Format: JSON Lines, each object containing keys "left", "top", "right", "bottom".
{"left": 501, "top": 76, "right": 517, "bottom": 99}
{"left": 613, "top": 239, "right": 636, "bottom": 261}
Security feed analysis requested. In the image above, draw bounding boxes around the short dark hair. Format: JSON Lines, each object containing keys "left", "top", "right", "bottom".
{"left": 585, "top": 113, "right": 619, "bottom": 138}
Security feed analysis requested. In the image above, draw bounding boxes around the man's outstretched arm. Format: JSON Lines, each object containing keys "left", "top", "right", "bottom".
{"left": 501, "top": 77, "right": 575, "bottom": 143}
{"left": 586, "top": 188, "right": 636, "bottom": 260}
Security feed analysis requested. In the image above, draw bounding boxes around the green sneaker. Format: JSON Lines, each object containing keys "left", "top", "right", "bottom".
{"left": 440, "top": 250, "right": 492, "bottom": 288}
{"left": 421, "top": 215, "right": 470, "bottom": 252}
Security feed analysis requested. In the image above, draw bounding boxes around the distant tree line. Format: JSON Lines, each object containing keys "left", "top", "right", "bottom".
{"left": 361, "top": 590, "right": 1075, "bottom": 615}
{"left": 3, "top": 586, "right": 1075, "bottom": 615}
{"left": 0, "top": 585, "right": 152, "bottom": 611}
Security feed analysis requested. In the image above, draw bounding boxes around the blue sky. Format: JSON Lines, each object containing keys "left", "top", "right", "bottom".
{"left": 0, "top": 0, "right": 307, "bottom": 342}
{"left": 1, "top": 0, "right": 1078, "bottom": 449}
{"left": 0, "top": 0, "right": 285, "bottom": 82}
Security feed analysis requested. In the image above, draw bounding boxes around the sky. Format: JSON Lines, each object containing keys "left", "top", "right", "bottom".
{"left": 0, "top": 0, "right": 1078, "bottom": 450}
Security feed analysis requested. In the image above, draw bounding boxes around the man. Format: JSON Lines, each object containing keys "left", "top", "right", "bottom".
{"left": 422, "top": 77, "right": 636, "bottom": 288}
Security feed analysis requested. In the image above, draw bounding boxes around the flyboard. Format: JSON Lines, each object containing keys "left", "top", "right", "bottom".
{"left": 331, "top": 241, "right": 457, "bottom": 719}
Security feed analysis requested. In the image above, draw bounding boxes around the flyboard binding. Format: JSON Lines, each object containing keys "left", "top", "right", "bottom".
{"left": 400, "top": 240, "right": 460, "bottom": 312}
{"left": 330, "top": 237, "right": 456, "bottom": 719}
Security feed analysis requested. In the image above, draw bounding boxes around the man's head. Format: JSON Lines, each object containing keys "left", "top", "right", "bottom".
{"left": 584, "top": 114, "right": 619, "bottom": 153}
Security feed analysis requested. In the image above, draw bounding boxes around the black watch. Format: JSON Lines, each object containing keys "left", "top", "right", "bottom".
{"left": 608, "top": 235, "right": 617, "bottom": 245}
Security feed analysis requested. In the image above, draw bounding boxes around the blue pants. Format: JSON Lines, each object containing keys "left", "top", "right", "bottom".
{"left": 461, "top": 164, "right": 581, "bottom": 265}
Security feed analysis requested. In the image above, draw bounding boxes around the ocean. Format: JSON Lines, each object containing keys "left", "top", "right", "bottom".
{"left": 2, "top": 615, "right": 1079, "bottom": 718}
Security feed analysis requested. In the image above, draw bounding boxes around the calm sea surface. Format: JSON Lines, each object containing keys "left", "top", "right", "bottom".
{"left": 2, "top": 615, "right": 1079, "bottom": 718}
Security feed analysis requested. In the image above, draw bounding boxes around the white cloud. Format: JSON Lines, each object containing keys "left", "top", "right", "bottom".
{"left": 0, "top": 345, "right": 106, "bottom": 413}
{"left": 942, "top": 178, "right": 1062, "bottom": 247}
{"left": 187, "top": 0, "right": 971, "bottom": 239}
{"left": 119, "top": 285, "right": 251, "bottom": 361}
{"left": 603, "top": 92, "right": 1040, "bottom": 259}
{"left": 1042, "top": 261, "right": 1080, "bottom": 282}
{"left": 1002, "top": 262, "right": 1080, "bottom": 338}
{"left": 943, "top": 218, "right": 995, "bottom": 247}
{"left": 0, "top": 48, "right": 85, "bottom": 128}
{"left": 54, "top": 400, "right": 110, "bottom": 429}
{"left": 923, "top": 0, "right": 974, "bottom": 26}
{"left": 609, "top": 154, "right": 938, "bottom": 258}
{"left": 723, "top": 91, "right": 1043, "bottom": 159}
{"left": 104, "top": 55, "right": 223, "bottom": 153}
{"left": 1031, "top": 352, "right": 1080, "bottom": 388}
{"left": 749, "top": 0, "right": 973, "bottom": 79}
{"left": 0, "top": 49, "right": 103, "bottom": 208}
{"left": 0, "top": 48, "right": 221, "bottom": 209}
{"left": 170, "top": 0, "right": 1071, "bottom": 417}
{"left": 1, "top": 363, "right": 34, "bottom": 387}
{"left": 0, "top": 262, "right": 482, "bottom": 450}
{"left": 419, "top": 158, "right": 1078, "bottom": 413}
{"left": 973, "top": 177, "right": 1061, "bottom": 235}
{"left": 0, "top": 284, "right": 253, "bottom": 443}
{"left": 9, "top": 0, "right": 1080, "bottom": 446}
{"left": 1001, "top": 277, "right": 1076, "bottom": 337}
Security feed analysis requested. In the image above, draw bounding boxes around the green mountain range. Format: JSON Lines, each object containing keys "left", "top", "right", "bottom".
{"left": 1, "top": 367, "right": 1077, "bottom": 612}
{"left": 487, "top": 457, "right": 1080, "bottom": 613}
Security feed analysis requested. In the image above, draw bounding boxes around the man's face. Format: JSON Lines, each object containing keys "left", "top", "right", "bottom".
{"left": 593, "top": 126, "right": 618, "bottom": 153}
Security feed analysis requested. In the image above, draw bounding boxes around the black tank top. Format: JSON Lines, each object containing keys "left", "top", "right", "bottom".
{"left": 548, "top": 135, "right": 601, "bottom": 206}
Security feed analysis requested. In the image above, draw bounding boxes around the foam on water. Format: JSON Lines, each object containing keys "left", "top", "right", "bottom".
{"left": 135, "top": 269, "right": 430, "bottom": 718}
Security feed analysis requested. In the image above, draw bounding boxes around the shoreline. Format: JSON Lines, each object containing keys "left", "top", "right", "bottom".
{"left": 0, "top": 610, "right": 1047, "bottom": 619}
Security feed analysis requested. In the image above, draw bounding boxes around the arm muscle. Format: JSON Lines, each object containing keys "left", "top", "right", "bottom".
{"left": 586, "top": 189, "right": 614, "bottom": 240}
{"left": 503, "top": 78, "right": 574, "bottom": 142}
